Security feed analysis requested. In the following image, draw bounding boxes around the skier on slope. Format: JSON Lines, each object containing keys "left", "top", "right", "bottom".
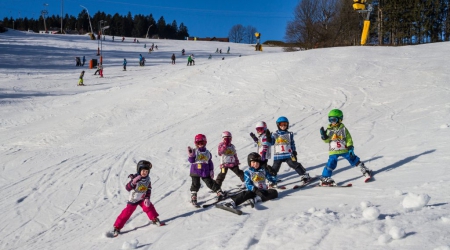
{"left": 249, "top": 121, "right": 276, "bottom": 176}
{"left": 78, "top": 70, "right": 85, "bottom": 86}
{"left": 111, "top": 160, "right": 164, "bottom": 237}
{"left": 188, "top": 134, "right": 225, "bottom": 207}
{"left": 215, "top": 131, "right": 245, "bottom": 188}
{"left": 268, "top": 116, "right": 311, "bottom": 187}
{"left": 319, "top": 109, "right": 373, "bottom": 186}
{"left": 221, "top": 152, "right": 278, "bottom": 209}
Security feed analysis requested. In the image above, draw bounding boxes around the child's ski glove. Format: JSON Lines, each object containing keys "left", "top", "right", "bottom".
{"left": 347, "top": 146, "right": 355, "bottom": 160}
{"left": 187, "top": 146, "right": 194, "bottom": 157}
{"left": 144, "top": 198, "right": 151, "bottom": 207}
{"left": 132, "top": 175, "right": 142, "bottom": 185}
{"left": 320, "top": 127, "right": 328, "bottom": 140}
{"left": 250, "top": 132, "right": 258, "bottom": 143}
{"left": 265, "top": 129, "right": 272, "bottom": 144}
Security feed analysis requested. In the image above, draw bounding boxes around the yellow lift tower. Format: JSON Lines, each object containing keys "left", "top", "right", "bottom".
{"left": 353, "top": 0, "right": 373, "bottom": 45}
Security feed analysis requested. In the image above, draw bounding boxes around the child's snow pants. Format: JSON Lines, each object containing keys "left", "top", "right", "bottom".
{"left": 114, "top": 200, "right": 159, "bottom": 229}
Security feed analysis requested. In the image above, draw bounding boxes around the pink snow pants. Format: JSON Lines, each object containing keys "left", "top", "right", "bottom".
{"left": 114, "top": 200, "right": 159, "bottom": 229}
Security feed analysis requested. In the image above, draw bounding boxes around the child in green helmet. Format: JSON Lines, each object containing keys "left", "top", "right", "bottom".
{"left": 319, "top": 109, "right": 372, "bottom": 186}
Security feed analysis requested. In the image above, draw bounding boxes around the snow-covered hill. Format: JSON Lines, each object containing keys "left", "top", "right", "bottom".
{"left": 0, "top": 30, "right": 449, "bottom": 250}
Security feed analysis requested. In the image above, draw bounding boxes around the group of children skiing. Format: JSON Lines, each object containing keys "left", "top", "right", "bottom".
{"left": 110, "top": 109, "right": 373, "bottom": 237}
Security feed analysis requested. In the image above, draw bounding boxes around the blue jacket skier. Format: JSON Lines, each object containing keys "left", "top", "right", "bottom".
{"left": 221, "top": 152, "right": 278, "bottom": 209}
{"left": 268, "top": 116, "right": 311, "bottom": 186}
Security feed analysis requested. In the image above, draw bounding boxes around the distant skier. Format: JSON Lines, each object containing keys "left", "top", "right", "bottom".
{"left": 123, "top": 58, "right": 127, "bottom": 71}
{"left": 318, "top": 109, "right": 373, "bottom": 186}
{"left": 171, "top": 53, "right": 176, "bottom": 65}
{"left": 187, "top": 134, "right": 225, "bottom": 207}
{"left": 181, "top": 49, "right": 185, "bottom": 56}
{"left": 227, "top": 46, "right": 230, "bottom": 54}
{"left": 220, "top": 152, "right": 278, "bottom": 209}
{"left": 93, "top": 63, "right": 100, "bottom": 75}
{"left": 98, "top": 63, "right": 104, "bottom": 77}
{"left": 139, "top": 54, "right": 143, "bottom": 66}
{"left": 82, "top": 56, "right": 86, "bottom": 66}
{"left": 78, "top": 70, "right": 85, "bottom": 86}
{"left": 111, "top": 160, "right": 164, "bottom": 237}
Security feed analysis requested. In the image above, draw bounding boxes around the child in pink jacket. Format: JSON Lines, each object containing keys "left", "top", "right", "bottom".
{"left": 111, "top": 160, "right": 163, "bottom": 237}
{"left": 215, "top": 131, "right": 245, "bottom": 188}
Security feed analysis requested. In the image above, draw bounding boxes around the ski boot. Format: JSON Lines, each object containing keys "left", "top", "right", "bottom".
{"left": 319, "top": 177, "right": 337, "bottom": 187}
{"left": 358, "top": 162, "right": 373, "bottom": 182}
{"left": 113, "top": 227, "right": 120, "bottom": 237}
{"left": 151, "top": 217, "right": 165, "bottom": 226}
{"left": 224, "top": 200, "right": 237, "bottom": 209}
{"left": 300, "top": 173, "right": 312, "bottom": 184}
{"left": 191, "top": 191, "right": 199, "bottom": 208}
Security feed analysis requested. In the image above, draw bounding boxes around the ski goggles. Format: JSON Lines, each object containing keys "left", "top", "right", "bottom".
{"left": 278, "top": 122, "right": 288, "bottom": 127}
{"left": 328, "top": 117, "right": 339, "bottom": 124}
{"left": 197, "top": 140, "right": 207, "bottom": 144}
{"left": 256, "top": 127, "right": 265, "bottom": 133}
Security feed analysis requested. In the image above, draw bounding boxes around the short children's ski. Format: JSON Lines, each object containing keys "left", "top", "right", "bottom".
{"left": 364, "top": 176, "right": 372, "bottom": 183}
{"left": 317, "top": 183, "right": 352, "bottom": 187}
{"left": 292, "top": 176, "right": 319, "bottom": 189}
{"left": 215, "top": 204, "right": 243, "bottom": 215}
{"left": 201, "top": 189, "right": 243, "bottom": 208}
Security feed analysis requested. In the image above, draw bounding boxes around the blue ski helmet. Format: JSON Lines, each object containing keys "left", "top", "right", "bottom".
{"left": 276, "top": 116, "right": 289, "bottom": 130}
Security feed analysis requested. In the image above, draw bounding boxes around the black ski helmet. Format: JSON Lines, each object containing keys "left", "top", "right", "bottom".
{"left": 247, "top": 152, "right": 261, "bottom": 166}
{"left": 136, "top": 160, "right": 152, "bottom": 173}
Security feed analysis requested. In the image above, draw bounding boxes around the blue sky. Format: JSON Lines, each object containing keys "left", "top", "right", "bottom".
{"left": 0, "top": 0, "right": 300, "bottom": 42}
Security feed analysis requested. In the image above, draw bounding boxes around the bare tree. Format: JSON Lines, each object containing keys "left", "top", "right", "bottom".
{"left": 245, "top": 25, "right": 257, "bottom": 44}
{"left": 228, "top": 24, "right": 245, "bottom": 43}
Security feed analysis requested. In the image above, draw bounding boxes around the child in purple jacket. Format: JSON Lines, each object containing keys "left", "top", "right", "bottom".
{"left": 188, "top": 134, "right": 224, "bottom": 207}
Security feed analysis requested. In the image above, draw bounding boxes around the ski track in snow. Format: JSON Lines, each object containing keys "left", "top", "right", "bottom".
{"left": 0, "top": 30, "right": 450, "bottom": 250}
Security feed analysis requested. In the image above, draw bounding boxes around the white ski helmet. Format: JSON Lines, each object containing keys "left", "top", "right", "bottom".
{"left": 255, "top": 121, "right": 267, "bottom": 133}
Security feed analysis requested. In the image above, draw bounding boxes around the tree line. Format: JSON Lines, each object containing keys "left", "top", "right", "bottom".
{"left": 285, "top": 0, "right": 450, "bottom": 50}
{"left": 228, "top": 24, "right": 258, "bottom": 44}
{"left": 1, "top": 10, "right": 189, "bottom": 39}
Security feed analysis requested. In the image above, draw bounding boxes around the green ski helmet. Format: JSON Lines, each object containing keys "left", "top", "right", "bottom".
{"left": 328, "top": 109, "right": 343, "bottom": 122}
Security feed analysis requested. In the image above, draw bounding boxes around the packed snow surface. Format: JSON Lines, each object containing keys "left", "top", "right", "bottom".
{"left": 0, "top": 30, "right": 450, "bottom": 250}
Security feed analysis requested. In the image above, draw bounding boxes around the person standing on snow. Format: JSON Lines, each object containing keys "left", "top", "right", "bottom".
{"left": 98, "top": 63, "right": 104, "bottom": 77}
{"left": 139, "top": 54, "right": 143, "bottom": 66}
{"left": 318, "top": 109, "right": 373, "bottom": 186}
{"left": 187, "top": 134, "right": 225, "bottom": 207}
{"left": 123, "top": 59, "right": 127, "bottom": 71}
{"left": 215, "top": 131, "right": 245, "bottom": 188}
{"left": 250, "top": 121, "right": 275, "bottom": 176}
{"left": 111, "top": 160, "right": 164, "bottom": 237}
{"left": 171, "top": 53, "right": 176, "bottom": 65}
{"left": 78, "top": 70, "right": 85, "bottom": 86}
{"left": 268, "top": 116, "right": 311, "bottom": 187}
{"left": 82, "top": 56, "right": 86, "bottom": 66}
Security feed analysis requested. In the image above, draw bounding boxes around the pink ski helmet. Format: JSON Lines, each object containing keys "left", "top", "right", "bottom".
{"left": 222, "top": 131, "right": 232, "bottom": 138}
{"left": 194, "top": 134, "right": 207, "bottom": 146}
